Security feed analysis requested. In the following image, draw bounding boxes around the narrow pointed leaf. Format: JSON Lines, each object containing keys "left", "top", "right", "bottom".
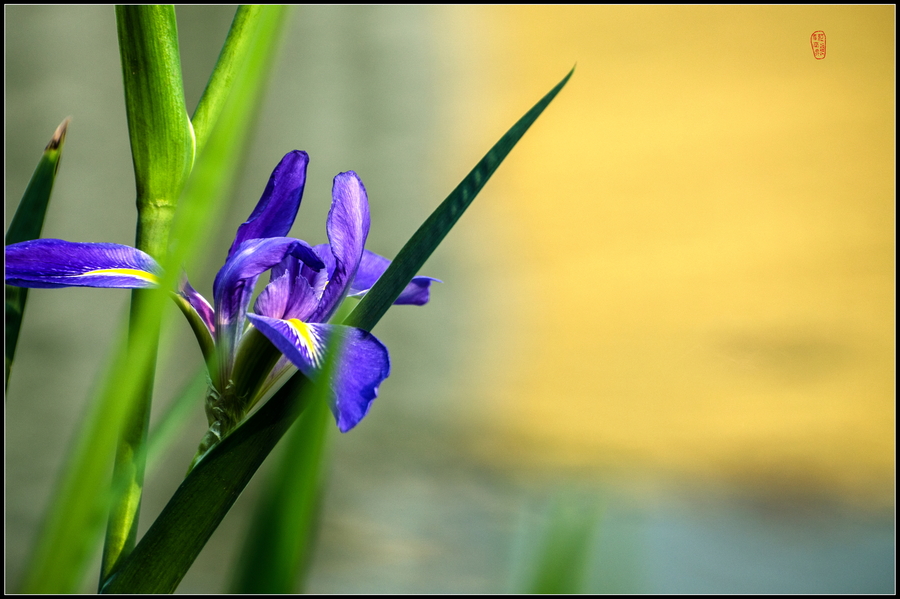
{"left": 190, "top": 5, "right": 264, "bottom": 157}
{"left": 5, "top": 118, "right": 69, "bottom": 390}
{"left": 101, "top": 67, "right": 573, "bottom": 594}
{"left": 344, "top": 66, "right": 574, "bottom": 332}
{"left": 5, "top": 118, "right": 70, "bottom": 246}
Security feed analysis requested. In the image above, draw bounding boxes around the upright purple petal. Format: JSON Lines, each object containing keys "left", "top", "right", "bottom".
{"left": 391, "top": 277, "right": 441, "bottom": 306}
{"left": 348, "top": 249, "right": 441, "bottom": 305}
{"left": 247, "top": 314, "right": 390, "bottom": 432}
{"left": 5, "top": 239, "right": 160, "bottom": 289}
{"left": 228, "top": 150, "right": 309, "bottom": 258}
{"left": 307, "top": 171, "right": 370, "bottom": 323}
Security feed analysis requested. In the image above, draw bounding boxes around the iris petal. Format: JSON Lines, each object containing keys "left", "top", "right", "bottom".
{"left": 228, "top": 150, "right": 309, "bottom": 258}
{"left": 5, "top": 239, "right": 160, "bottom": 289}
{"left": 308, "top": 172, "right": 370, "bottom": 323}
{"left": 254, "top": 271, "right": 292, "bottom": 320}
{"left": 213, "top": 237, "right": 324, "bottom": 370}
{"left": 247, "top": 314, "right": 390, "bottom": 432}
{"left": 255, "top": 255, "right": 320, "bottom": 321}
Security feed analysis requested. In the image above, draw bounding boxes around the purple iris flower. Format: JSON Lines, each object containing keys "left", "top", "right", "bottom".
{"left": 5, "top": 150, "right": 438, "bottom": 442}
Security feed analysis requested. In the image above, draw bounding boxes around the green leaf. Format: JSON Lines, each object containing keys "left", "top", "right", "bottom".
{"left": 102, "top": 372, "right": 316, "bottom": 594}
{"left": 100, "top": 67, "right": 574, "bottom": 594}
{"left": 5, "top": 118, "right": 69, "bottom": 390}
{"left": 230, "top": 300, "right": 356, "bottom": 594}
{"left": 4, "top": 118, "right": 69, "bottom": 246}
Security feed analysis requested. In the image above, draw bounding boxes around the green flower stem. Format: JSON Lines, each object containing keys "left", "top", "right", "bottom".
{"left": 5, "top": 118, "right": 69, "bottom": 390}
{"left": 102, "top": 5, "right": 194, "bottom": 584}
{"left": 116, "top": 5, "right": 194, "bottom": 206}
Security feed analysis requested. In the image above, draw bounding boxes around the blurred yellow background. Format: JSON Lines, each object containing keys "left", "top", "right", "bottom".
{"left": 452, "top": 6, "right": 894, "bottom": 507}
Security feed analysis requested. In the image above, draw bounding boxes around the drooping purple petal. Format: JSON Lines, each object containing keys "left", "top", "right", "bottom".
{"left": 307, "top": 172, "right": 370, "bottom": 323}
{"left": 347, "top": 249, "right": 441, "bottom": 305}
{"left": 228, "top": 150, "right": 309, "bottom": 258}
{"left": 5, "top": 239, "right": 160, "bottom": 289}
{"left": 247, "top": 314, "right": 390, "bottom": 432}
{"left": 213, "top": 237, "right": 324, "bottom": 368}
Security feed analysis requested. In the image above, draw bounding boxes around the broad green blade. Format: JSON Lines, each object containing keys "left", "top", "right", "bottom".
{"left": 5, "top": 118, "right": 69, "bottom": 390}
{"left": 102, "top": 372, "right": 315, "bottom": 594}
{"left": 101, "top": 67, "right": 573, "bottom": 594}
{"left": 18, "top": 6, "right": 290, "bottom": 594}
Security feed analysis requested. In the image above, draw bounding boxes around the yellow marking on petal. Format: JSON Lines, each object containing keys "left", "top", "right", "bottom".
{"left": 80, "top": 268, "right": 159, "bottom": 284}
{"left": 286, "top": 318, "right": 321, "bottom": 367}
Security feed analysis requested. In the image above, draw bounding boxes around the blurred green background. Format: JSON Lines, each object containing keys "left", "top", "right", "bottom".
{"left": 5, "top": 6, "right": 894, "bottom": 593}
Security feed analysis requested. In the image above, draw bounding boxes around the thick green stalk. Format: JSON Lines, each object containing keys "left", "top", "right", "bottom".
{"left": 102, "top": 5, "right": 194, "bottom": 584}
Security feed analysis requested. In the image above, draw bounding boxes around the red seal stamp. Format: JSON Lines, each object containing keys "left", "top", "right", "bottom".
{"left": 810, "top": 31, "right": 826, "bottom": 60}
